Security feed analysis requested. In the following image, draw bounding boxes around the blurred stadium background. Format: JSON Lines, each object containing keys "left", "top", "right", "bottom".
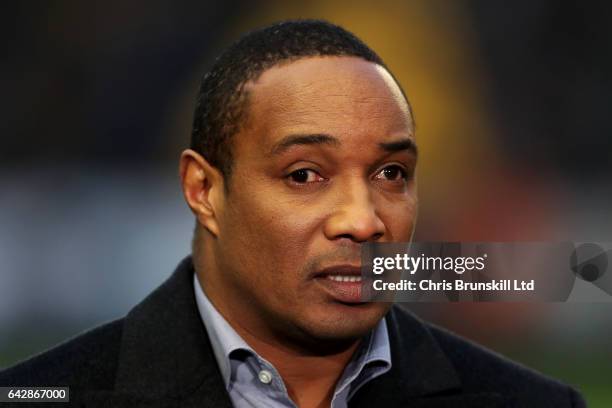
{"left": 1, "top": 1, "right": 611, "bottom": 405}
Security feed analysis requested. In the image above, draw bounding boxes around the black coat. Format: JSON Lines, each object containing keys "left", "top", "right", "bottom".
{"left": 0, "top": 257, "right": 586, "bottom": 407}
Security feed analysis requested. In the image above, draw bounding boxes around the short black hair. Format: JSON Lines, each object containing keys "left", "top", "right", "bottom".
{"left": 190, "top": 19, "right": 409, "bottom": 179}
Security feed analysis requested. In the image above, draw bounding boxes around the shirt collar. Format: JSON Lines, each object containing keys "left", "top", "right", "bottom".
{"left": 193, "top": 273, "right": 254, "bottom": 389}
{"left": 335, "top": 314, "right": 391, "bottom": 399}
{"left": 193, "top": 273, "right": 392, "bottom": 392}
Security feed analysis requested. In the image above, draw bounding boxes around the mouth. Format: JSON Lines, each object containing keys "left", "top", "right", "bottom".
{"left": 325, "top": 275, "right": 362, "bottom": 283}
{"left": 313, "top": 265, "right": 365, "bottom": 303}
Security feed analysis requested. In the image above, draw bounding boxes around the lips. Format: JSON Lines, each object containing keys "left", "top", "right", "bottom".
{"left": 313, "top": 265, "right": 365, "bottom": 303}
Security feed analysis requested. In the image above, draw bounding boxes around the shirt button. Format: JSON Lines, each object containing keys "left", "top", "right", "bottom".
{"left": 258, "top": 369, "right": 273, "bottom": 384}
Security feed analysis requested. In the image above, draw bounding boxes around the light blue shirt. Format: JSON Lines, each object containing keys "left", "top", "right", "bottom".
{"left": 193, "top": 274, "right": 392, "bottom": 408}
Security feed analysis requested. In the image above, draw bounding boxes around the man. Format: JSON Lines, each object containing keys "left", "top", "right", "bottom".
{"left": 0, "top": 20, "right": 585, "bottom": 407}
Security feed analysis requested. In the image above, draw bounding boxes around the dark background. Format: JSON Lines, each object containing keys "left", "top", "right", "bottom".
{"left": 2, "top": 1, "right": 611, "bottom": 405}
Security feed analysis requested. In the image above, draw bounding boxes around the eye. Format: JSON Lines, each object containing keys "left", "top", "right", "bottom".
{"left": 375, "top": 165, "right": 408, "bottom": 181}
{"left": 287, "top": 168, "right": 325, "bottom": 184}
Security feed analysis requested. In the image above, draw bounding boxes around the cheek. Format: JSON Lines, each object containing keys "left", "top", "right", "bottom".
{"left": 379, "top": 194, "right": 418, "bottom": 241}
{"left": 221, "top": 187, "right": 322, "bottom": 270}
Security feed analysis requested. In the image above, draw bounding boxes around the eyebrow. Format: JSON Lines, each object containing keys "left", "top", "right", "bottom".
{"left": 379, "top": 138, "right": 418, "bottom": 157}
{"left": 268, "top": 133, "right": 418, "bottom": 157}
{"left": 269, "top": 133, "right": 340, "bottom": 156}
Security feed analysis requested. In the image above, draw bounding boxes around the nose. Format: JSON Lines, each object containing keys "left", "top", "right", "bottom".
{"left": 323, "top": 178, "right": 386, "bottom": 243}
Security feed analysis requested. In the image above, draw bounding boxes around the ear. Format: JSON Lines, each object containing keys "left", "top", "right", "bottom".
{"left": 179, "top": 149, "right": 224, "bottom": 237}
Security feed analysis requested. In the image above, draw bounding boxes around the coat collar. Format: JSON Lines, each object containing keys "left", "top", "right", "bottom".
{"left": 108, "top": 256, "right": 232, "bottom": 407}
{"left": 349, "top": 307, "right": 508, "bottom": 407}
{"left": 81, "top": 256, "right": 507, "bottom": 407}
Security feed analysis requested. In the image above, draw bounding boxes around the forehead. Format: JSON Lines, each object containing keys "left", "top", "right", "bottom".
{"left": 239, "top": 56, "right": 414, "bottom": 150}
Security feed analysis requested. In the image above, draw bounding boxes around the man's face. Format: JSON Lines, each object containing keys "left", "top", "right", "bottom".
{"left": 210, "top": 56, "right": 417, "bottom": 347}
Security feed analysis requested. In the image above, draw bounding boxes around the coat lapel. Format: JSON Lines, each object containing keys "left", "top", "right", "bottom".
{"left": 80, "top": 257, "right": 233, "bottom": 408}
{"left": 349, "top": 306, "right": 509, "bottom": 408}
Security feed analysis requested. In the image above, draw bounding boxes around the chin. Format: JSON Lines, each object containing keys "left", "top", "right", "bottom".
{"left": 295, "top": 303, "right": 389, "bottom": 346}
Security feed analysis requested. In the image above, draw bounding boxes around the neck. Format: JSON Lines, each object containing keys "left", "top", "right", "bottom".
{"left": 194, "top": 246, "right": 363, "bottom": 407}
{"left": 237, "top": 325, "right": 362, "bottom": 408}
